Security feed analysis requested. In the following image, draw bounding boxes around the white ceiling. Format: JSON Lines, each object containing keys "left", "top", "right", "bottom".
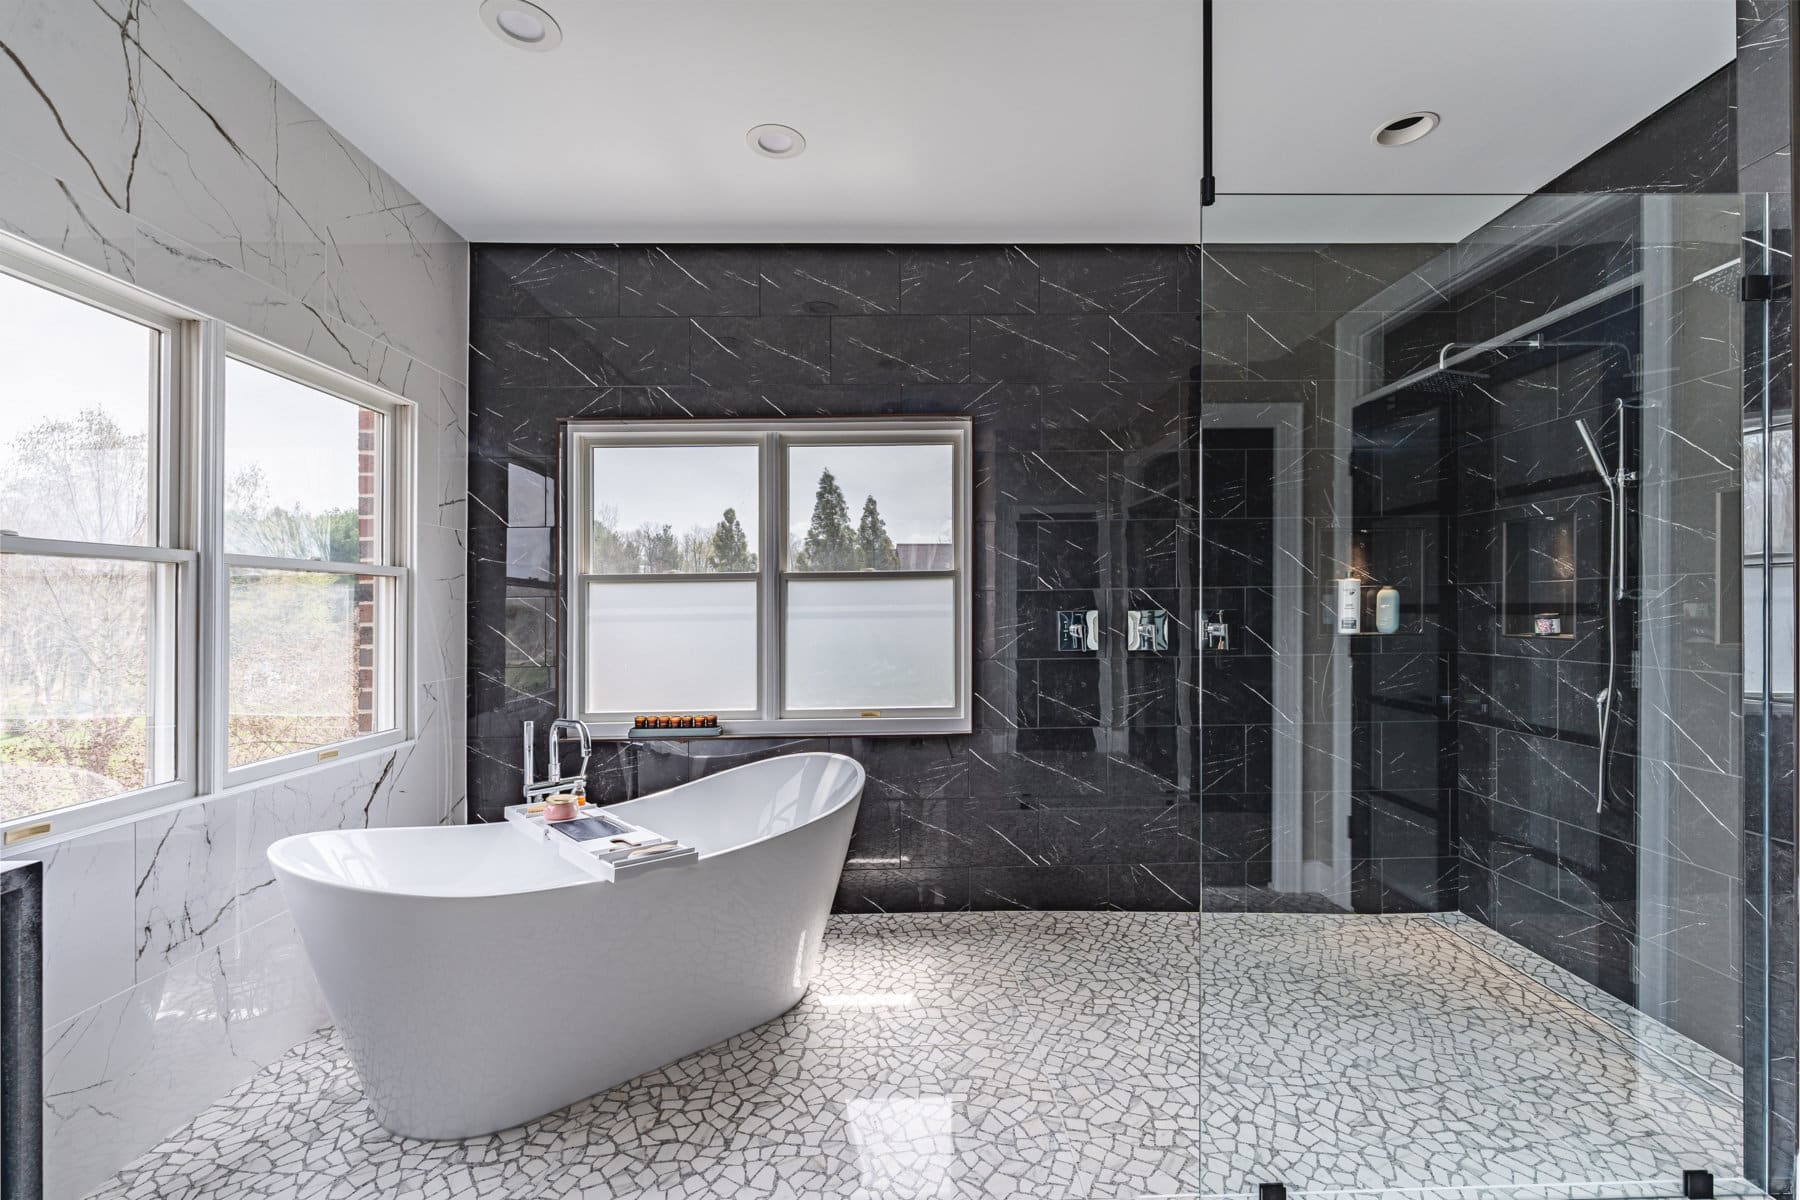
{"left": 190, "top": 0, "right": 1735, "bottom": 244}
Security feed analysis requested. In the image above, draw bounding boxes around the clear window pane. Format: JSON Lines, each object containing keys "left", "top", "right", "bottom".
{"left": 0, "top": 556, "right": 176, "bottom": 819}
{"left": 585, "top": 581, "right": 757, "bottom": 712}
{"left": 784, "top": 577, "right": 957, "bottom": 711}
{"left": 229, "top": 568, "right": 394, "bottom": 767}
{"left": 590, "top": 444, "right": 759, "bottom": 574}
{"left": 0, "top": 271, "right": 158, "bottom": 545}
{"left": 225, "top": 359, "right": 380, "bottom": 563}
{"left": 787, "top": 443, "right": 954, "bottom": 571}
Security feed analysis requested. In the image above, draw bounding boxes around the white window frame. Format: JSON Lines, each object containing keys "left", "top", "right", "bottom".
{"left": 0, "top": 234, "right": 414, "bottom": 846}
{"left": 216, "top": 332, "right": 413, "bottom": 788}
{"left": 565, "top": 417, "right": 972, "bottom": 739}
{"left": 0, "top": 241, "right": 199, "bottom": 836}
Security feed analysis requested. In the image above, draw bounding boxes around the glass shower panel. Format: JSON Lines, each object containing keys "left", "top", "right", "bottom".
{"left": 1198, "top": 192, "right": 1769, "bottom": 1200}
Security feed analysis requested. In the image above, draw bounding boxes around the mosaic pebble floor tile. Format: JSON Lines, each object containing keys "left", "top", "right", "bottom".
{"left": 87, "top": 912, "right": 1745, "bottom": 1200}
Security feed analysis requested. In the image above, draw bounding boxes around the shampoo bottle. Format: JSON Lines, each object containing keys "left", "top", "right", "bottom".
{"left": 1336, "top": 578, "right": 1362, "bottom": 634}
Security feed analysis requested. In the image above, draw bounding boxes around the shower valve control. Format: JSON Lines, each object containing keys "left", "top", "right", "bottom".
{"left": 1203, "top": 611, "right": 1231, "bottom": 652}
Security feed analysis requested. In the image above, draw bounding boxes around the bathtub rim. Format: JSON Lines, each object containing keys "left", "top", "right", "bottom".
{"left": 267, "top": 750, "right": 865, "bottom": 900}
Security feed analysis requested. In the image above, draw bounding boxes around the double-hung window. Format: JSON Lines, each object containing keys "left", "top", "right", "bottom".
{"left": 566, "top": 418, "right": 971, "bottom": 737}
{"left": 220, "top": 341, "right": 407, "bottom": 782}
{"left": 0, "top": 259, "right": 193, "bottom": 825}
{"left": 0, "top": 239, "right": 411, "bottom": 840}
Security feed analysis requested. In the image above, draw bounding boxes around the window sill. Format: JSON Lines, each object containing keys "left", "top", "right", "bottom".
{"left": 0, "top": 735, "right": 420, "bottom": 854}
{"left": 584, "top": 717, "right": 971, "bottom": 741}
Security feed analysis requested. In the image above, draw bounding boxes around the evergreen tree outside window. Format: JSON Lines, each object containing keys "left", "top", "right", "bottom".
{"left": 708, "top": 507, "right": 757, "bottom": 572}
{"left": 857, "top": 496, "right": 900, "bottom": 571}
{"left": 794, "top": 468, "right": 860, "bottom": 571}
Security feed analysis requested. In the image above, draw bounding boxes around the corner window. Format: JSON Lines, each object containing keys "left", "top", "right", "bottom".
{"left": 567, "top": 419, "right": 971, "bottom": 737}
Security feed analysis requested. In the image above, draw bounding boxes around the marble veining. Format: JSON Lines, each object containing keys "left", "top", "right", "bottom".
{"left": 0, "top": 2, "right": 470, "bottom": 1195}
{"left": 88, "top": 911, "right": 1744, "bottom": 1200}
{"left": 467, "top": 243, "right": 1204, "bottom": 915}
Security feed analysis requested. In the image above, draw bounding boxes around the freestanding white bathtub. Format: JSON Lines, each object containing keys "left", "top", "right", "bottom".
{"left": 269, "top": 751, "right": 863, "bottom": 1139}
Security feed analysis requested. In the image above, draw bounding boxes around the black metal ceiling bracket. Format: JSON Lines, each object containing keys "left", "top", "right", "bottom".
{"left": 1201, "top": 0, "right": 1216, "bottom": 207}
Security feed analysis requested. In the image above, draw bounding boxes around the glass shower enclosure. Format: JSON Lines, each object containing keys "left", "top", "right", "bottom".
{"left": 1197, "top": 190, "right": 1789, "bottom": 1199}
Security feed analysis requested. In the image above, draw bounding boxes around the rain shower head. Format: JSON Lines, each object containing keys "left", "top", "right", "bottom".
{"left": 1411, "top": 335, "right": 1550, "bottom": 395}
{"left": 1574, "top": 417, "right": 1610, "bottom": 485}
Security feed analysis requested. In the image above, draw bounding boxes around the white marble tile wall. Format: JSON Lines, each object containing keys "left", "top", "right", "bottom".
{"left": 0, "top": 1, "right": 469, "bottom": 1197}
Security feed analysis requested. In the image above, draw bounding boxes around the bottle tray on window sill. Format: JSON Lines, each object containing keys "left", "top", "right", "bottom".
{"left": 627, "top": 726, "right": 725, "bottom": 740}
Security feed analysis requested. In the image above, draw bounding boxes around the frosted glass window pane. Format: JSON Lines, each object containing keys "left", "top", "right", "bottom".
{"left": 586, "top": 581, "right": 757, "bottom": 712}
{"left": 787, "top": 444, "right": 954, "bottom": 571}
{"left": 1746, "top": 565, "right": 1796, "bottom": 699}
{"left": 590, "top": 445, "right": 760, "bottom": 573}
{"left": 0, "top": 271, "right": 158, "bottom": 544}
{"left": 225, "top": 359, "right": 378, "bottom": 562}
{"left": 0, "top": 555, "right": 174, "bottom": 818}
{"left": 785, "top": 578, "right": 956, "bottom": 711}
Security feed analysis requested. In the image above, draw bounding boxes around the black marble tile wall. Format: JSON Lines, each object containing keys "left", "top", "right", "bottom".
{"left": 1544, "top": 66, "right": 1737, "bottom": 194}
{"left": 467, "top": 244, "right": 1203, "bottom": 913}
{"left": 1198, "top": 428, "right": 1276, "bottom": 896}
{"left": 1350, "top": 192, "right": 1767, "bottom": 1072}
{"left": 1426, "top": 272, "right": 1666, "bottom": 1013}
{"left": 1196, "top": 243, "right": 1451, "bottom": 914}
{"left": 1347, "top": 394, "right": 1460, "bottom": 915}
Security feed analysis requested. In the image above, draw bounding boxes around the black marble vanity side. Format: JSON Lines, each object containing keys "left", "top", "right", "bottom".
{"left": 1, "top": 858, "right": 43, "bottom": 1200}
{"left": 467, "top": 245, "right": 1204, "bottom": 912}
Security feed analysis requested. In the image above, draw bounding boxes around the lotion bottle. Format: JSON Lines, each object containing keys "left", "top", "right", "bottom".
{"left": 1375, "top": 586, "right": 1400, "bottom": 634}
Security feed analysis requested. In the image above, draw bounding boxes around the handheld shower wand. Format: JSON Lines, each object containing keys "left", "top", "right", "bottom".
{"left": 1575, "top": 418, "right": 1609, "bottom": 487}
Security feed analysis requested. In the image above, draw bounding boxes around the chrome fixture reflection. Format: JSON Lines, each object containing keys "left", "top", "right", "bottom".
{"left": 1436, "top": 334, "right": 1543, "bottom": 374}
{"left": 1574, "top": 403, "right": 1636, "bottom": 813}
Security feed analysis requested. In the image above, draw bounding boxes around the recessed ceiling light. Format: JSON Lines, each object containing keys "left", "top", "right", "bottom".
{"left": 748, "top": 124, "right": 806, "bottom": 159}
{"left": 479, "top": 0, "right": 561, "bottom": 51}
{"left": 1373, "top": 111, "right": 1440, "bottom": 147}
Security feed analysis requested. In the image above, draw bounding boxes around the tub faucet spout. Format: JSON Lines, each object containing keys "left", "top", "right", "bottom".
{"left": 523, "top": 718, "right": 592, "bottom": 803}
